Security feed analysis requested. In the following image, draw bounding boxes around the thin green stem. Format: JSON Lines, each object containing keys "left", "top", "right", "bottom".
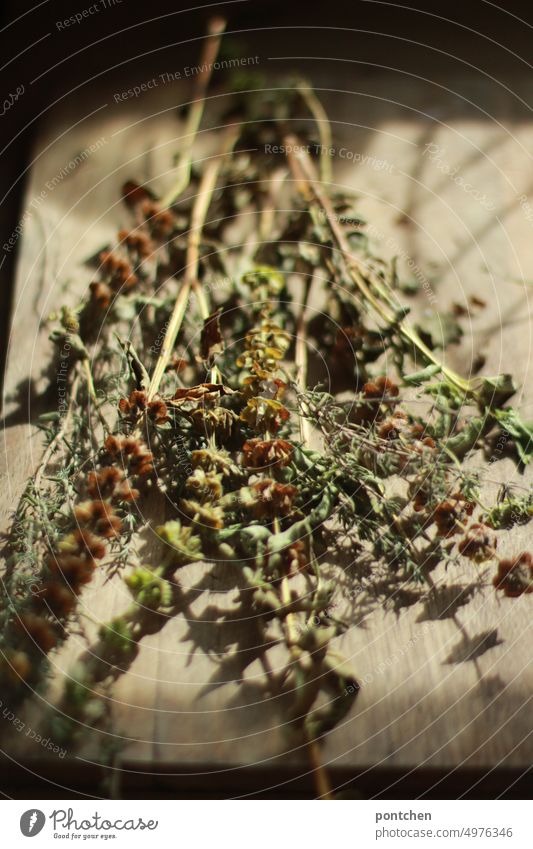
{"left": 161, "top": 17, "right": 227, "bottom": 209}
{"left": 148, "top": 126, "right": 240, "bottom": 400}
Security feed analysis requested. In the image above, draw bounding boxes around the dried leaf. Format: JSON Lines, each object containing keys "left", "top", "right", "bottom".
{"left": 200, "top": 308, "right": 224, "bottom": 362}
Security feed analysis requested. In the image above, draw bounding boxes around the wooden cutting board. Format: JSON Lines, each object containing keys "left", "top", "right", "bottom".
{"left": 1, "top": 70, "right": 532, "bottom": 798}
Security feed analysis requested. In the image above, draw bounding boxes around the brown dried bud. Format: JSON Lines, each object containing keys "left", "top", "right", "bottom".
{"left": 75, "top": 500, "right": 121, "bottom": 539}
{"left": 433, "top": 493, "right": 474, "bottom": 537}
{"left": 48, "top": 552, "right": 96, "bottom": 587}
{"left": 458, "top": 523, "right": 496, "bottom": 563}
{"left": 74, "top": 529, "right": 107, "bottom": 559}
{"left": 148, "top": 398, "right": 169, "bottom": 423}
{"left": 18, "top": 613, "right": 58, "bottom": 652}
{"left": 40, "top": 582, "right": 77, "bottom": 615}
{"left": 87, "top": 466, "right": 124, "bottom": 499}
{"left": 89, "top": 281, "right": 113, "bottom": 309}
{"left": 242, "top": 438, "right": 293, "bottom": 469}
{"left": 363, "top": 376, "right": 399, "bottom": 399}
{"left": 493, "top": 552, "right": 533, "bottom": 597}
{"left": 118, "top": 228, "right": 154, "bottom": 259}
{"left": 250, "top": 480, "right": 298, "bottom": 518}
{"left": 122, "top": 180, "right": 154, "bottom": 208}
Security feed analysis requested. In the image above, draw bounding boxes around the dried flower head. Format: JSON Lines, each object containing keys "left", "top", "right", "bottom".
{"left": 184, "top": 468, "right": 223, "bottom": 502}
{"left": 242, "top": 438, "right": 293, "bottom": 469}
{"left": 190, "top": 407, "right": 236, "bottom": 441}
{"left": 247, "top": 480, "right": 298, "bottom": 519}
{"left": 99, "top": 250, "right": 138, "bottom": 292}
{"left": 119, "top": 391, "right": 169, "bottom": 424}
{"left": 40, "top": 582, "right": 77, "bottom": 616}
{"left": 103, "top": 435, "right": 154, "bottom": 478}
{"left": 87, "top": 467, "right": 124, "bottom": 499}
{"left": 122, "top": 180, "right": 153, "bottom": 208}
{"left": 191, "top": 447, "right": 239, "bottom": 478}
{"left": 141, "top": 200, "right": 175, "bottom": 239}
{"left": 433, "top": 493, "right": 474, "bottom": 537}
{"left": 363, "top": 375, "right": 399, "bottom": 400}
{"left": 118, "top": 228, "right": 154, "bottom": 259}
{"left": 89, "top": 281, "right": 113, "bottom": 309}
{"left": 377, "top": 411, "right": 408, "bottom": 440}
{"left": 17, "top": 613, "right": 58, "bottom": 653}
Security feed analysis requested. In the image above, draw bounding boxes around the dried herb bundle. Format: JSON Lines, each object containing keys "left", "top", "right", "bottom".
{"left": 1, "top": 20, "right": 533, "bottom": 798}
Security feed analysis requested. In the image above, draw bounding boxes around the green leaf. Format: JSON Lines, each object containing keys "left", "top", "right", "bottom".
{"left": 494, "top": 408, "right": 533, "bottom": 464}
{"left": 38, "top": 412, "right": 61, "bottom": 423}
{"left": 403, "top": 364, "right": 442, "bottom": 385}
{"left": 444, "top": 416, "right": 486, "bottom": 460}
{"left": 414, "top": 311, "right": 463, "bottom": 350}
{"left": 116, "top": 336, "right": 150, "bottom": 390}
{"left": 472, "top": 374, "right": 516, "bottom": 409}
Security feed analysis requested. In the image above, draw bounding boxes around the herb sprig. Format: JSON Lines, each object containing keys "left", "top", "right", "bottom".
{"left": 2, "top": 20, "right": 533, "bottom": 798}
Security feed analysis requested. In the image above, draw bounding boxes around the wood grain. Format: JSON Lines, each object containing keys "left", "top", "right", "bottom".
{"left": 1, "top": 72, "right": 532, "bottom": 797}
